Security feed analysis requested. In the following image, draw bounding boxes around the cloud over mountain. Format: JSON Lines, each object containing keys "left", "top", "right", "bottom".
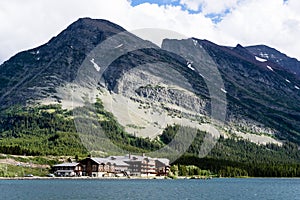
{"left": 0, "top": 0, "right": 300, "bottom": 63}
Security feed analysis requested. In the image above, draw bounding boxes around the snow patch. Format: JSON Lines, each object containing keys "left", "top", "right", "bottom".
{"left": 285, "top": 79, "right": 291, "bottom": 83}
{"left": 259, "top": 53, "right": 269, "bottom": 59}
{"left": 266, "top": 65, "right": 274, "bottom": 71}
{"left": 255, "top": 56, "right": 267, "bottom": 62}
{"left": 90, "top": 58, "right": 100, "bottom": 72}
{"left": 192, "top": 39, "right": 198, "bottom": 46}
{"left": 221, "top": 88, "right": 227, "bottom": 93}
{"left": 115, "top": 44, "right": 123, "bottom": 48}
{"left": 187, "top": 62, "right": 195, "bottom": 71}
{"left": 36, "top": 50, "right": 40, "bottom": 54}
{"left": 295, "top": 86, "right": 300, "bottom": 90}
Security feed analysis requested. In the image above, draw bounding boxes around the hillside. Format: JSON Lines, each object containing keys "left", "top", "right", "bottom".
{"left": 0, "top": 100, "right": 299, "bottom": 177}
{"left": 0, "top": 18, "right": 300, "bottom": 177}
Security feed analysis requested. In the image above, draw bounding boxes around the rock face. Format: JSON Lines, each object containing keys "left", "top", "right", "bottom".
{"left": 0, "top": 18, "right": 300, "bottom": 144}
{"left": 246, "top": 45, "right": 300, "bottom": 78}
{"left": 0, "top": 18, "right": 125, "bottom": 108}
{"left": 162, "top": 38, "right": 300, "bottom": 142}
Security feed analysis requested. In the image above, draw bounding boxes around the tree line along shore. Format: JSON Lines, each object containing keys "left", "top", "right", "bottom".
{"left": 0, "top": 102, "right": 300, "bottom": 178}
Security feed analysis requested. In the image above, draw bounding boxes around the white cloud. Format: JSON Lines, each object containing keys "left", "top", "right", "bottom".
{"left": 128, "top": 3, "right": 216, "bottom": 38}
{"left": 0, "top": 0, "right": 300, "bottom": 63}
{"left": 0, "top": 0, "right": 215, "bottom": 63}
{"left": 216, "top": 0, "right": 300, "bottom": 59}
{"left": 179, "top": 0, "right": 240, "bottom": 14}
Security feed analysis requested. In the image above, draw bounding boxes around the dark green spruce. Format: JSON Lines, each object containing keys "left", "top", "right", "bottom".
{"left": 0, "top": 100, "right": 299, "bottom": 177}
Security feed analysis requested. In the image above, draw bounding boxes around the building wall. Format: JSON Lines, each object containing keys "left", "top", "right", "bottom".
{"left": 80, "top": 158, "right": 98, "bottom": 176}
{"left": 155, "top": 161, "right": 170, "bottom": 176}
{"left": 80, "top": 158, "right": 116, "bottom": 177}
{"left": 126, "top": 161, "right": 141, "bottom": 176}
{"left": 53, "top": 164, "right": 82, "bottom": 177}
{"left": 79, "top": 156, "right": 170, "bottom": 177}
{"left": 115, "top": 166, "right": 128, "bottom": 173}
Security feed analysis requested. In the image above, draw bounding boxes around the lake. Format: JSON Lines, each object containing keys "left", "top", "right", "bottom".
{"left": 0, "top": 178, "right": 299, "bottom": 200}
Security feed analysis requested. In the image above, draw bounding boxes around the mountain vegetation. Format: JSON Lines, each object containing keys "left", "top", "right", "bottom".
{"left": 0, "top": 100, "right": 161, "bottom": 156}
{"left": 0, "top": 18, "right": 300, "bottom": 177}
{"left": 0, "top": 100, "right": 299, "bottom": 177}
{"left": 162, "top": 125, "right": 300, "bottom": 177}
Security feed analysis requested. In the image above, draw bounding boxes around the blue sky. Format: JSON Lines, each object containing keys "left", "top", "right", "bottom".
{"left": 131, "top": 0, "right": 174, "bottom": 6}
{"left": 130, "top": 0, "right": 203, "bottom": 14}
{"left": 130, "top": 0, "right": 195, "bottom": 10}
{"left": 131, "top": 0, "right": 289, "bottom": 7}
{"left": 131, "top": 0, "right": 179, "bottom": 7}
{"left": 129, "top": 0, "right": 237, "bottom": 23}
{"left": 130, "top": 0, "right": 289, "bottom": 23}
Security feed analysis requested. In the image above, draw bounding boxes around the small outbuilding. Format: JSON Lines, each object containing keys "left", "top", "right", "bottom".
{"left": 52, "top": 162, "right": 82, "bottom": 177}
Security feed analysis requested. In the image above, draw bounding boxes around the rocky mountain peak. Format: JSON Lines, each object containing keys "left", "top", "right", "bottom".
{"left": 246, "top": 45, "right": 300, "bottom": 78}
{"left": 232, "top": 44, "right": 255, "bottom": 60}
{"left": 0, "top": 18, "right": 300, "bottom": 145}
{"left": 0, "top": 18, "right": 127, "bottom": 109}
{"left": 45, "top": 17, "right": 126, "bottom": 53}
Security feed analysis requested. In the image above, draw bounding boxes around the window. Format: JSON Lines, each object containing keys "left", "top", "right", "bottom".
{"left": 92, "top": 165, "right": 98, "bottom": 172}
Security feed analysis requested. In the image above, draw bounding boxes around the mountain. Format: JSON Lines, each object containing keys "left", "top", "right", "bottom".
{"left": 0, "top": 17, "right": 300, "bottom": 149}
{"left": 246, "top": 45, "right": 300, "bottom": 78}
{"left": 163, "top": 38, "right": 300, "bottom": 143}
{"left": 0, "top": 18, "right": 126, "bottom": 108}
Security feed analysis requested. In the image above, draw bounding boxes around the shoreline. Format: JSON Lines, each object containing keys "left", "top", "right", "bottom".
{"left": 0, "top": 176, "right": 168, "bottom": 180}
{"left": 0, "top": 176, "right": 299, "bottom": 180}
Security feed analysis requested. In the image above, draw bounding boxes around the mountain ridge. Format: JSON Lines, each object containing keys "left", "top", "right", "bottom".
{"left": 246, "top": 44, "right": 300, "bottom": 78}
{"left": 0, "top": 18, "right": 126, "bottom": 109}
{"left": 0, "top": 17, "right": 299, "bottom": 146}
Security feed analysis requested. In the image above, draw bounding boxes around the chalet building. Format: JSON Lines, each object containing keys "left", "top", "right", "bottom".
{"left": 80, "top": 157, "right": 128, "bottom": 177}
{"left": 52, "top": 162, "right": 82, "bottom": 177}
{"left": 123, "top": 155, "right": 157, "bottom": 177}
{"left": 155, "top": 158, "right": 170, "bottom": 176}
{"left": 79, "top": 154, "right": 170, "bottom": 177}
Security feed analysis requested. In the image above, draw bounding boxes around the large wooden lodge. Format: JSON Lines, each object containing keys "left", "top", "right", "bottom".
{"left": 52, "top": 154, "right": 170, "bottom": 177}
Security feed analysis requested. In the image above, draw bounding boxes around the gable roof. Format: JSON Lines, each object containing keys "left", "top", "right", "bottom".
{"left": 89, "top": 155, "right": 170, "bottom": 166}
{"left": 53, "top": 162, "right": 80, "bottom": 167}
{"left": 155, "top": 158, "right": 170, "bottom": 166}
{"left": 91, "top": 157, "right": 129, "bottom": 166}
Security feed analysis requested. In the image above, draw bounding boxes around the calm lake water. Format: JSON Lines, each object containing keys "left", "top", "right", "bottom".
{"left": 0, "top": 178, "right": 299, "bottom": 200}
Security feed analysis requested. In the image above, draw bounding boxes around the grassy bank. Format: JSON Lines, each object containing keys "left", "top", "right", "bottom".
{"left": 0, "top": 163, "right": 49, "bottom": 177}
